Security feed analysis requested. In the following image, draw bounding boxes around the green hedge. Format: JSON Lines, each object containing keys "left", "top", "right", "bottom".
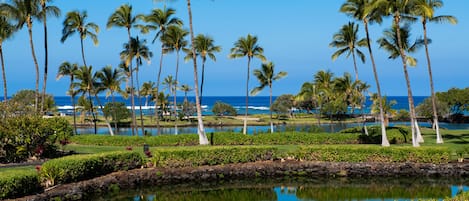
{"left": 290, "top": 145, "right": 451, "bottom": 163}
{"left": 340, "top": 126, "right": 410, "bottom": 144}
{"left": 71, "top": 132, "right": 360, "bottom": 147}
{"left": 0, "top": 168, "right": 41, "bottom": 200}
{"left": 151, "top": 146, "right": 277, "bottom": 168}
{"left": 39, "top": 151, "right": 143, "bottom": 187}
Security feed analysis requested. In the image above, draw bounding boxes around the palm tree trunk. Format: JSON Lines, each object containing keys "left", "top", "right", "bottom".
{"left": 174, "top": 51, "right": 180, "bottom": 135}
{"left": 200, "top": 58, "right": 206, "bottom": 104}
{"left": 243, "top": 57, "right": 251, "bottom": 135}
{"left": 422, "top": 21, "right": 443, "bottom": 144}
{"left": 94, "top": 94, "right": 115, "bottom": 136}
{"left": 79, "top": 38, "right": 97, "bottom": 134}
{"left": 41, "top": 5, "right": 48, "bottom": 115}
{"left": 154, "top": 47, "right": 164, "bottom": 135}
{"left": 363, "top": 20, "right": 389, "bottom": 147}
{"left": 351, "top": 49, "right": 359, "bottom": 81}
{"left": 87, "top": 91, "right": 97, "bottom": 134}
{"left": 127, "top": 29, "right": 137, "bottom": 136}
{"left": 112, "top": 92, "right": 118, "bottom": 134}
{"left": 269, "top": 85, "right": 274, "bottom": 133}
{"left": 70, "top": 77, "right": 77, "bottom": 135}
{"left": 186, "top": 0, "right": 209, "bottom": 145}
{"left": 394, "top": 15, "right": 420, "bottom": 147}
{"left": 136, "top": 63, "right": 145, "bottom": 136}
{"left": 27, "top": 20, "right": 40, "bottom": 114}
{"left": 0, "top": 43, "right": 7, "bottom": 102}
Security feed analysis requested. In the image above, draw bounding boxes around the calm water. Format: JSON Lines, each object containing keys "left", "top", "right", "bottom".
{"left": 90, "top": 177, "right": 469, "bottom": 201}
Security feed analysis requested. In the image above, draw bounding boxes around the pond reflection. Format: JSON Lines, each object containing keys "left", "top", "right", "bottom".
{"left": 90, "top": 177, "right": 469, "bottom": 201}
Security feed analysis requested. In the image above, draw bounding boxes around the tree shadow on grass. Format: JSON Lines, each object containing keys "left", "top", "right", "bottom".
{"left": 443, "top": 133, "right": 469, "bottom": 144}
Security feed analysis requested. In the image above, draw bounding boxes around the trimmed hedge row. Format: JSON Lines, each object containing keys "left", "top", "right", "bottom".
{"left": 291, "top": 145, "right": 451, "bottom": 164}
{"left": 0, "top": 168, "right": 41, "bottom": 200}
{"left": 151, "top": 146, "right": 278, "bottom": 168}
{"left": 39, "top": 151, "right": 143, "bottom": 187}
{"left": 70, "top": 132, "right": 361, "bottom": 147}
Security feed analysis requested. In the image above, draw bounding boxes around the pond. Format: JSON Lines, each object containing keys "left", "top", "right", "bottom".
{"left": 77, "top": 121, "right": 469, "bottom": 136}
{"left": 89, "top": 177, "right": 469, "bottom": 201}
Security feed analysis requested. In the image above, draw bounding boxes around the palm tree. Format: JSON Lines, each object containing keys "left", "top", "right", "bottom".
{"left": 72, "top": 65, "right": 98, "bottom": 134}
{"left": 161, "top": 25, "right": 188, "bottom": 135}
{"left": 296, "top": 82, "right": 321, "bottom": 124}
{"left": 91, "top": 70, "right": 116, "bottom": 136}
{"left": 96, "top": 65, "right": 124, "bottom": 134}
{"left": 184, "top": 34, "right": 221, "bottom": 104}
{"left": 411, "top": 0, "right": 457, "bottom": 144}
{"left": 0, "top": 16, "right": 16, "bottom": 102}
{"left": 340, "top": 0, "right": 390, "bottom": 146}
{"left": 1, "top": 0, "right": 41, "bottom": 112}
{"left": 39, "top": 0, "right": 60, "bottom": 114}
{"left": 314, "top": 70, "right": 335, "bottom": 124}
{"left": 377, "top": 24, "right": 426, "bottom": 147}
{"left": 141, "top": 81, "right": 156, "bottom": 107}
{"left": 61, "top": 10, "right": 99, "bottom": 68}
{"left": 185, "top": 0, "right": 209, "bottom": 144}
{"left": 143, "top": 7, "right": 182, "bottom": 135}
{"left": 56, "top": 62, "right": 79, "bottom": 134}
{"left": 180, "top": 84, "right": 192, "bottom": 103}
{"left": 229, "top": 34, "right": 267, "bottom": 134}
{"left": 330, "top": 21, "right": 366, "bottom": 80}
{"left": 251, "top": 62, "right": 287, "bottom": 133}
{"left": 107, "top": 4, "right": 140, "bottom": 136}
{"left": 121, "top": 36, "right": 153, "bottom": 135}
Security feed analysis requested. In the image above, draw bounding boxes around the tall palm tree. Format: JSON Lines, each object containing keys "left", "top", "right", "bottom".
{"left": 180, "top": 84, "right": 192, "bottom": 103}
{"left": 411, "top": 0, "right": 457, "bottom": 144}
{"left": 39, "top": 0, "right": 60, "bottom": 114}
{"left": 340, "top": 0, "right": 390, "bottom": 146}
{"left": 141, "top": 81, "right": 156, "bottom": 107}
{"left": 161, "top": 25, "right": 188, "bottom": 135}
{"left": 296, "top": 82, "right": 321, "bottom": 124}
{"left": 330, "top": 21, "right": 366, "bottom": 80}
{"left": 96, "top": 65, "right": 124, "bottom": 134}
{"left": 184, "top": 34, "right": 221, "bottom": 104}
{"left": 162, "top": 75, "right": 177, "bottom": 121}
{"left": 0, "top": 16, "right": 16, "bottom": 102}
{"left": 185, "top": 0, "right": 209, "bottom": 144}
{"left": 377, "top": 24, "right": 426, "bottom": 147}
{"left": 91, "top": 70, "right": 116, "bottom": 136}
{"left": 121, "top": 36, "right": 153, "bottom": 135}
{"left": 143, "top": 7, "right": 182, "bottom": 135}
{"left": 56, "top": 61, "right": 79, "bottom": 134}
{"left": 72, "top": 65, "right": 98, "bottom": 134}
{"left": 314, "top": 70, "right": 335, "bottom": 123}
{"left": 107, "top": 4, "right": 140, "bottom": 136}
{"left": 251, "top": 62, "right": 287, "bottom": 133}
{"left": 229, "top": 34, "right": 267, "bottom": 134}
{"left": 1, "top": 0, "right": 41, "bottom": 112}
{"left": 61, "top": 10, "right": 99, "bottom": 68}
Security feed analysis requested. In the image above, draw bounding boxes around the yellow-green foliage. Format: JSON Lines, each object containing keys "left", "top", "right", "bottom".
{"left": 151, "top": 146, "right": 277, "bottom": 168}
{"left": 0, "top": 168, "right": 41, "bottom": 199}
{"left": 292, "top": 145, "right": 451, "bottom": 163}
{"left": 39, "top": 151, "right": 143, "bottom": 186}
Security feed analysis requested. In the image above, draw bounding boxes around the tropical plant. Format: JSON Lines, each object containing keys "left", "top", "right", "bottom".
{"left": 103, "top": 102, "right": 130, "bottom": 125}
{"left": 329, "top": 21, "right": 366, "bottom": 80}
{"left": 72, "top": 65, "right": 97, "bottom": 134}
{"left": 179, "top": 84, "right": 192, "bottom": 103}
{"left": 212, "top": 101, "right": 237, "bottom": 116}
{"left": 370, "top": 93, "right": 397, "bottom": 126}
{"left": 410, "top": 0, "right": 457, "bottom": 144}
{"left": 120, "top": 37, "right": 153, "bottom": 135}
{"left": 296, "top": 82, "right": 321, "bottom": 124}
{"left": 229, "top": 34, "right": 267, "bottom": 134}
{"left": 161, "top": 25, "right": 188, "bottom": 135}
{"left": 56, "top": 62, "right": 79, "bottom": 134}
{"left": 251, "top": 62, "right": 287, "bottom": 133}
{"left": 377, "top": 23, "right": 426, "bottom": 147}
{"left": 271, "top": 94, "right": 295, "bottom": 119}
{"left": 184, "top": 34, "right": 221, "bottom": 103}
{"left": 96, "top": 65, "right": 124, "bottom": 133}
{"left": 141, "top": 81, "right": 156, "bottom": 107}
{"left": 142, "top": 7, "right": 182, "bottom": 135}
{"left": 340, "top": 0, "right": 390, "bottom": 146}
{"left": 162, "top": 75, "right": 177, "bottom": 119}
{"left": 0, "top": 16, "right": 16, "bottom": 102}
{"left": 107, "top": 4, "right": 141, "bottom": 136}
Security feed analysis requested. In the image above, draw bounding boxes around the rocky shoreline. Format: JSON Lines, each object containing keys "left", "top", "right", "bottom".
{"left": 12, "top": 160, "right": 469, "bottom": 201}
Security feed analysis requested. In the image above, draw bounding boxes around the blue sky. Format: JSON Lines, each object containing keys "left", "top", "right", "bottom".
{"left": 1, "top": 0, "right": 468, "bottom": 97}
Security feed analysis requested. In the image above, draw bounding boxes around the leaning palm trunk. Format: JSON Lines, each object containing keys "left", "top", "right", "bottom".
{"left": 154, "top": 47, "right": 164, "bottom": 135}
{"left": 27, "top": 21, "right": 41, "bottom": 114}
{"left": 200, "top": 58, "right": 206, "bottom": 104}
{"left": 186, "top": 0, "right": 209, "bottom": 145}
{"left": 243, "top": 58, "right": 251, "bottom": 135}
{"left": 94, "top": 94, "right": 115, "bottom": 136}
{"left": 173, "top": 52, "right": 180, "bottom": 135}
{"left": 422, "top": 21, "right": 442, "bottom": 144}
{"left": 41, "top": 6, "right": 48, "bottom": 115}
{"left": 363, "top": 20, "right": 389, "bottom": 146}
{"left": 79, "top": 38, "right": 97, "bottom": 134}
{"left": 0, "top": 43, "right": 7, "bottom": 102}
{"left": 351, "top": 50, "right": 359, "bottom": 81}
{"left": 135, "top": 63, "right": 145, "bottom": 135}
{"left": 269, "top": 85, "right": 274, "bottom": 133}
{"left": 127, "top": 30, "right": 137, "bottom": 136}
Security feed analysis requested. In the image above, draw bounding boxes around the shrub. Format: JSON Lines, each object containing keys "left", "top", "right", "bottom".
{"left": 151, "top": 146, "right": 277, "bottom": 168}
{"left": 290, "top": 145, "right": 451, "bottom": 164}
{"left": 0, "top": 169, "right": 41, "bottom": 200}
{"left": 39, "top": 151, "right": 143, "bottom": 187}
{"left": 212, "top": 101, "right": 237, "bottom": 116}
{"left": 340, "top": 126, "right": 410, "bottom": 144}
{"left": 103, "top": 102, "right": 130, "bottom": 123}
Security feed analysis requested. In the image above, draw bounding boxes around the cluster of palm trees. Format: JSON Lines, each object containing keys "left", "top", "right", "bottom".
{"left": 326, "top": 0, "right": 457, "bottom": 147}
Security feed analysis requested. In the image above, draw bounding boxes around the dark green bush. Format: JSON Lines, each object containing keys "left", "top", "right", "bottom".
{"left": 39, "top": 151, "right": 143, "bottom": 187}
{"left": 340, "top": 126, "right": 410, "bottom": 144}
{"left": 212, "top": 101, "right": 237, "bottom": 116}
{"left": 151, "top": 146, "right": 277, "bottom": 168}
{"left": 291, "top": 145, "right": 451, "bottom": 164}
{"left": 0, "top": 168, "right": 41, "bottom": 200}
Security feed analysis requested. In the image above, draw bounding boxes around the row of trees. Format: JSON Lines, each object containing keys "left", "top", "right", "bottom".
{"left": 326, "top": 0, "right": 457, "bottom": 147}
